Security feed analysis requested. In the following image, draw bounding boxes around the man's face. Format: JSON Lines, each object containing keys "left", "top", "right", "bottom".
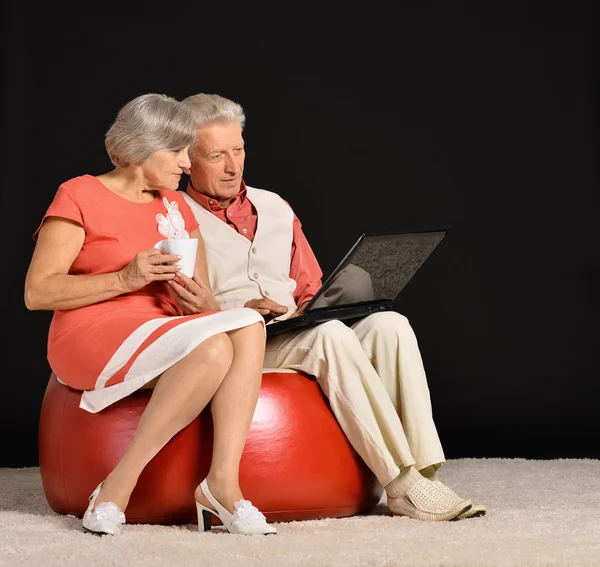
{"left": 186, "top": 121, "right": 245, "bottom": 207}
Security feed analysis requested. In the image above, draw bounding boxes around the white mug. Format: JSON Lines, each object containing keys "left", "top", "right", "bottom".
{"left": 154, "top": 238, "right": 198, "bottom": 278}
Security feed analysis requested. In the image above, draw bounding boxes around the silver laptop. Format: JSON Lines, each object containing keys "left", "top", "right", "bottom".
{"left": 266, "top": 227, "right": 450, "bottom": 337}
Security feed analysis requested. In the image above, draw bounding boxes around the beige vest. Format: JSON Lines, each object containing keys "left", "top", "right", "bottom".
{"left": 182, "top": 187, "right": 298, "bottom": 320}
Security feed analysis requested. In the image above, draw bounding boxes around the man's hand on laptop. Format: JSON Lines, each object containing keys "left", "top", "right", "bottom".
{"left": 244, "top": 298, "right": 288, "bottom": 323}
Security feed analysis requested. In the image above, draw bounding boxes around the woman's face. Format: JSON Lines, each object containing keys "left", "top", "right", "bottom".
{"left": 141, "top": 146, "right": 191, "bottom": 191}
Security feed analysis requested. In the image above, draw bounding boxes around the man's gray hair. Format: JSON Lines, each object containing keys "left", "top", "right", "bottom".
{"left": 181, "top": 93, "right": 246, "bottom": 132}
{"left": 105, "top": 93, "right": 195, "bottom": 168}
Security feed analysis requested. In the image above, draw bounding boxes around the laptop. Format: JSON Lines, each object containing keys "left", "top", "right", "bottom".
{"left": 265, "top": 226, "right": 450, "bottom": 337}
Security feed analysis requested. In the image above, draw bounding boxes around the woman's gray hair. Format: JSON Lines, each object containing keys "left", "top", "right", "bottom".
{"left": 181, "top": 93, "right": 246, "bottom": 134}
{"left": 105, "top": 93, "right": 195, "bottom": 168}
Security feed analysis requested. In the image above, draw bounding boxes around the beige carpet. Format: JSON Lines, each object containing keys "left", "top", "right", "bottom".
{"left": 0, "top": 458, "right": 598, "bottom": 567}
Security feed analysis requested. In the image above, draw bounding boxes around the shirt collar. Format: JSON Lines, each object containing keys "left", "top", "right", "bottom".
{"left": 186, "top": 180, "right": 247, "bottom": 211}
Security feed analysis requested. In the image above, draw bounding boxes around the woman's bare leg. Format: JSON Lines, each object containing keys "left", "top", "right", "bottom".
{"left": 92, "top": 332, "right": 234, "bottom": 511}
{"left": 195, "top": 321, "right": 265, "bottom": 512}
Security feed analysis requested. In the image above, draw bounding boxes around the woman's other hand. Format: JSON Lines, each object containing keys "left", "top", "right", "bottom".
{"left": 167, "top": 268, "right": 221, "bottom": 315}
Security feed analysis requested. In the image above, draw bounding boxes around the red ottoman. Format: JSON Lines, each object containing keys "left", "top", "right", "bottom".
{"left": 38, "top": 370, "right": 383, "bottom": 525}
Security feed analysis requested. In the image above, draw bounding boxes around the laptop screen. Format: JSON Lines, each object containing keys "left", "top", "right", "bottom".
{"left": 307, "top": 229, "right": 448, "bottom": 311}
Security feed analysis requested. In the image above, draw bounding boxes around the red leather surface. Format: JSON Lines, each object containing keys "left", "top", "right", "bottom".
{"left": 38, "top": 371, "right": 383, "bottom": 525}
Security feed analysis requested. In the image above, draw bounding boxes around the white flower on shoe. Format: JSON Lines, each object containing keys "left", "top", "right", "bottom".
{"left": 231, "top": 500, "right": 267, "bottom": 529}
{"left": 92, "top": 502, "right": 126, "bottom": 524}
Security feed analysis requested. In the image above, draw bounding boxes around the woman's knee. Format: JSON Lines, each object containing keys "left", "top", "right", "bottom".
{"left": 191, "top": 332, "right": 234, "bottom": 372}
{"left": 229, "top": 319, "right": 265, "bottom": 342}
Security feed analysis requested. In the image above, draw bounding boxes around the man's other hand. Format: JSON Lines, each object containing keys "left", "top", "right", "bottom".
{"left": 244, "top": 298, "right": 288, "bottom": 322}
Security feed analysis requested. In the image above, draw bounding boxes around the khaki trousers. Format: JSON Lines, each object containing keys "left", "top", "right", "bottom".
{"left": 264, "top": 311, "right": 445, "bottom": 486}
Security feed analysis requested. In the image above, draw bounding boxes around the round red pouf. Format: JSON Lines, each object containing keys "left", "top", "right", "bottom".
{"left": 38, "top": 371, "right": 383, "bottom": 525}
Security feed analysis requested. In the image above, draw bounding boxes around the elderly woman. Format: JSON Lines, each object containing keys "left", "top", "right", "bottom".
{"left": 24, "top": 93, "right": 276, "bottom": 536}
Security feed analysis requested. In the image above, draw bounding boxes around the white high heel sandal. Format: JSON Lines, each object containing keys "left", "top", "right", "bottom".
{"left": 82, "top": 482, "right": 126, "bottom": 536}
{"left": 195, "top": 479, "right": 277, "bottom": 535}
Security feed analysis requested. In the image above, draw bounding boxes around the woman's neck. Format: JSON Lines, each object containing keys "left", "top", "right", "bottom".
{"left": 96, "top": 169, "right": 156, "bottom": 203}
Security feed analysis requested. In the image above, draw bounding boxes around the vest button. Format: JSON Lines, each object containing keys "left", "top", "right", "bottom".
{"left": 253, "top": 273, "right": 259, "bottom": 279}
{"left": 252, "top": 248, "right": 257, "bottom": 254}
{"left": 264, "top": 290, "right": 270, "bottom": 296}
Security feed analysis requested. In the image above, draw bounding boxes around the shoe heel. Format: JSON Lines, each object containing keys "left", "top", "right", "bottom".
{"left": 202, "top": 510, "right": 213, "bottom": 531}
{"left": 195, "top": 500, "right": 214, "bottom": 532}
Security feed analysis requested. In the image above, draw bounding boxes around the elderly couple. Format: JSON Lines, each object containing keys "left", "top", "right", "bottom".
{"left": 24, "top": 92, "right": 485, "bottom": 536}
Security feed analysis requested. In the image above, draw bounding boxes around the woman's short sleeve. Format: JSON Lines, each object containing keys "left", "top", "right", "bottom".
{"left": 32, "top": 184, "right": 84, "bottom": 242}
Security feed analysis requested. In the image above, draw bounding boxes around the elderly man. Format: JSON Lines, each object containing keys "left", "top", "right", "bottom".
{"left": 178, "top": 92, "right": 486, "bottom": 521}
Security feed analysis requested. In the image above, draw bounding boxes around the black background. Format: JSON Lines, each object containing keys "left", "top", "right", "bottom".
{"left": 2, "top": 1, "right": 597, "bottom": 467}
